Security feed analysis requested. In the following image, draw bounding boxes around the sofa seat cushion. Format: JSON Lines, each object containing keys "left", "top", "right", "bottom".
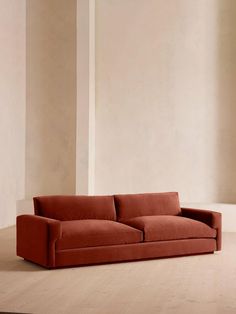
{"left": 121, "top": 216, "right": 216, "bottom": 242}
{"left": 56, "top": 220, "right": 143, "bottom": 250}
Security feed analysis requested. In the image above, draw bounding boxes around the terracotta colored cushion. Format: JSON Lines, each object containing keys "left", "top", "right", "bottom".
{"left": 33, "top": 195, "right": 116, "bottom": 221}
{"left": 121, "top": 215, "right": 216, "bottom": 242}
{"left": 56, "top": 220, "right": 143, "bottom": 250}
{"left": 114, "top": 192, "right": 181, "bottom": 220}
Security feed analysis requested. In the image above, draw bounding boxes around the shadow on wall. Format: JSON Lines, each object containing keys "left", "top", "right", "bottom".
{"left": 217, "top": 0, "right": 236, "bottom": 203}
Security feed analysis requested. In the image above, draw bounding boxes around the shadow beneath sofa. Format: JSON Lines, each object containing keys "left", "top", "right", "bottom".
{"left": 0, "top": 258, "right": 45, "bottom": 272}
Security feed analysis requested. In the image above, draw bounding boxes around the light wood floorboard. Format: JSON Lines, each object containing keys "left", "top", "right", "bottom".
{"left": 0, "top": 227, "right": 235, "bottom": 314}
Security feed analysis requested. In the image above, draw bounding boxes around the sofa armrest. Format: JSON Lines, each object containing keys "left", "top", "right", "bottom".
{"left": 181, "top": 208, "right": 222, "bottom": 251}
{"left": 17, "top": 215, "right": 61, "bottom": 268}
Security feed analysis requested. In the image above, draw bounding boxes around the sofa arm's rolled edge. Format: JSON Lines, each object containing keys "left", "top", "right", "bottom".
{"left": 181, "top": 207, "right": 222, "bottom": 251}
{"left": 16, "top": 215, "right": 61, "bottom": 268}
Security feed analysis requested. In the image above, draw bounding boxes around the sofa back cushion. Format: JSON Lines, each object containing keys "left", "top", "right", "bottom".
{"left": 33, "top": 195, "right": 116, "bottom": 221}
{"left": 114, "top": 192, "right": 181, "bottom": 220}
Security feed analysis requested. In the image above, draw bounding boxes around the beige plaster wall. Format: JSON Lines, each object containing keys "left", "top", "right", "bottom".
{"left": 215, "top": 0, "right": 236, "bottom": 202}
{"left": 95, "top": 0, "right": 236, "bottom": 203}
{"left": 0, "top": 0, "right": 26, "bottom": 228}
{"left": 25, "top": 0, "right": 77, "bottom": 198}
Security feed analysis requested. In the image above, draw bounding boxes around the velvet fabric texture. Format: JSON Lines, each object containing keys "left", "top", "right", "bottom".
{"left": 181, "top": 207, "right": 222, "bottom": 250}
{"left": 16, "top": 192, "right": 222, "bottom": 268}
{"left": 17, "top": 215, "right": 61, "bottom": 267}
{"left": 56, "top": 220, "right": 142, "bottom": 250}
{"left": 120, "top": 215, "right": 216, "bottom": 242}
{"left": 55, "top": 239, "right": 216, "bottom": 268}
{"left": 34, "top": 195, "right": 116, "bottom": 221}
{"left": 114, "top": 192, "right": 181, "bottom": 220}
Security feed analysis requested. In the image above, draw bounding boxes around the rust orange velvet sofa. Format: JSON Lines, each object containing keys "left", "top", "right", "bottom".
{"left": 16, "top": 192, "right": 221, "bottom": 268}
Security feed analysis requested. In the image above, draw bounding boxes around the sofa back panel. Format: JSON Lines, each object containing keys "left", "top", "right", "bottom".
{"left": 114, "top": 192, "right": 181, "bottom": 220}
{"left": 33, "top": 195, "right": 116, "bottom": 221}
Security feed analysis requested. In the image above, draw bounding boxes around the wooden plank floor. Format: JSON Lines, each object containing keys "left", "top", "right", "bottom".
{"left": 0, "top": 227, "right": 236, "bottom": 314}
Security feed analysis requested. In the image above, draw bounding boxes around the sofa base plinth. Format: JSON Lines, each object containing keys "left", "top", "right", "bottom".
{"left": 54, "top": 238, "right": 216, "bottom": 268}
